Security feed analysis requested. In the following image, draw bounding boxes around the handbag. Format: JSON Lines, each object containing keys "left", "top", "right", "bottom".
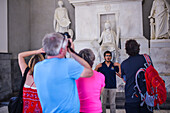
{"left": 8, "top": 67, "right": 30, "bottom": 113}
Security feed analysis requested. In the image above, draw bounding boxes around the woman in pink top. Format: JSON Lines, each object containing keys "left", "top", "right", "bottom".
{"left": 76, "top": 48, "right": 105, "bottom": 113}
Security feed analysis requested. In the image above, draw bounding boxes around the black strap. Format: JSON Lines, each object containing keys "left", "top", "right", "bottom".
{"left": 18, "top": 67, "right": 30, "bottom": 97}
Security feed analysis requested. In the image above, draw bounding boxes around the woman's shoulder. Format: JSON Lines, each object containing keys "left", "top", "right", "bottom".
{"left": 93, "top": 70, "right": 105, "bottom": 79}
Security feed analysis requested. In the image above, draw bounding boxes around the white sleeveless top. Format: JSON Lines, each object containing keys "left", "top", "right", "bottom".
{"left": 24, "top": 84, "right": 37, "bottom": 89}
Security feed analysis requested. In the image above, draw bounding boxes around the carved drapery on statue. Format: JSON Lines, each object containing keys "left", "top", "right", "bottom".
{"left": 149, "top": 0, "right": 170, "bottom": 40}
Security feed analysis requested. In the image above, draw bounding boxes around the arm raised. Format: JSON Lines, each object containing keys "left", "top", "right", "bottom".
{"left": 69, "top": 52, "right": 93, "bottom": 78}
{"left": 18, "top": 48, "right": 45, "bottom": 75}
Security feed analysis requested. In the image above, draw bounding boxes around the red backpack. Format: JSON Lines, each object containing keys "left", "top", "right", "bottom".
{"left": 134, "top": 54, "right": 167, "bottom": 110}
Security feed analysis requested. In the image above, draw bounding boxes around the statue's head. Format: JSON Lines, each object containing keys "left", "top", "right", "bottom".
{"left": 58, "top": 0, "right": 63, "bottom": 7}
{"left": 104, "top": 21, "right": 111, "bottom": 29}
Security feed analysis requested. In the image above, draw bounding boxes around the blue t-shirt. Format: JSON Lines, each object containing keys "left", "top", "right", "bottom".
{"left": 98, "top": 62, "right": 119, "bottom": 88}
{"left": 34, "top": 58, "right": 84, "bottom": 113}
{"left": 121, "top": 54, "right": 151, "bottom": 103}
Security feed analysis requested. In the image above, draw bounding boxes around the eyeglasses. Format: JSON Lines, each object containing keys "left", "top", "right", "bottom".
{"left": 105, "top": 55, "right": 111, "bottom": 57}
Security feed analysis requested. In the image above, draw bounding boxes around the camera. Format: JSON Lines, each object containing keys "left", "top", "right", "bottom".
{"left": 63, "top": 32, "right": 71, "bottom": 48}
{"left": 63, "top": 32, "right": 71, "bottom": 39}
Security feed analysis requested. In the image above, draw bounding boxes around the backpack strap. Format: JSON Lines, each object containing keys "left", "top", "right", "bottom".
{"left": 18, "top": 67, "right": 30, "bottom": 97}
{"left": 143, "top": 54, "right": 152, "bottom": 67}
{"left": 135, "top": 68, "right": 146, "bottom": 93}
{"left": 134, "top": 68, "right": 148, "bottom": 104}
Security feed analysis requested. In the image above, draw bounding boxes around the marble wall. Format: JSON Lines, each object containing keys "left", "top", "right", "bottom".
{"left": 11, "top": 59, "right": 22, "bottom": 92}
{"left": 150, "top": 39, "right": 170, "bottom": 75}
{"left": 8, "top": 0, "right": 30, "bottom": 59}
{"left": 0, "top": 53, "right": 12, "bottom": 100}
{"left": 30, "top": 0, "right": 75, "bottom": 50}
{"left": 8, "top": 0, "right": 75, "bottom": 59}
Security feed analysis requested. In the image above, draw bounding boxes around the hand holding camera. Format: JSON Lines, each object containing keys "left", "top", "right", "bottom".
{"left": 63, "top": 32, "right": 75, "bottom": 54}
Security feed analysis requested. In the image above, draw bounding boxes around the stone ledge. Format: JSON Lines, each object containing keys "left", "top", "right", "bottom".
{"left": 69, "top": 0, "right": 143, "bottom": 5}
{"left": 0, "top": 53, "right": 12, "bottom": 60}
{"left": 150, "top": 39, "right": 170, "bottom": 48}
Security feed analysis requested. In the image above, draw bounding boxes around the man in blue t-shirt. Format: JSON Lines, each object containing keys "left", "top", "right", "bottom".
{"left": 121, "top": 39, "right": 153, "bottom": 113}
{"left": 95, "top": 51, "right": 121, "bottom": 113}
{"left": 34, "top": 32, "right": 93, "bottom": 113}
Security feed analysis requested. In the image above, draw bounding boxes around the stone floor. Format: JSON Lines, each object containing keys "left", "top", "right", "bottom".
{"left": 0, "top": 106, "right": 8, "bottom": 113}
{"left": 0, "top": 106, "right": 170, "bottom": 113}
{"left": 106, "top": 109, "right": 170, "bottom": 113}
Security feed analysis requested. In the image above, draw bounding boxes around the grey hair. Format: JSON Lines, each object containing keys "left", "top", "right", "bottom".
{"left": 79, "top": 48, "right": 95, "bottom": 67}
{"left": 42, "top": 32, "right": 66, "bottom": 56}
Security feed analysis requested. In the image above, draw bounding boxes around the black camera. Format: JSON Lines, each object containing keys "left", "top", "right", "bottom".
{"left": 63, "top": 32, "right": 71, "bottom": 48}
{"left": 63, "top": 32, "right": 71, "bottom": 39}
{"left": 61, "top": 32, "right": 80, "bottom": 56}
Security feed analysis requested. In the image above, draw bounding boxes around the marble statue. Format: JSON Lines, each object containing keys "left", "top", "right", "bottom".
{"left": 98, "top": 21, "right": 120, "bottom": 62}
{"left": 149, "top": 0, "right": 169, "bottom": 39}
{"left": 53, "top": 0, "right": 71, "bottom": 33}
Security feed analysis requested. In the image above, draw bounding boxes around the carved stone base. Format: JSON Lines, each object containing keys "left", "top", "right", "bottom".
{"left": 150, "top": 39, "right": 170, "bottom": 74}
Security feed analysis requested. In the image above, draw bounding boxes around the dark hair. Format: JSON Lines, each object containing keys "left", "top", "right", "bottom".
{"left": 79, "top": 49, "right": 95, "bottom": 67}
{"left": 104, "top": 51, "right": 112, "bottom": 57}
{"left": 125, "top": 39, "right": 140, "bottom": 56}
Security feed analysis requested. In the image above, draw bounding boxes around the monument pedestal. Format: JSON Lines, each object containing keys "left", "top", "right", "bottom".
{"left": 69, "top": 0, "right": 148, "bottom": 91}
{"left": 150, "top": 39, "right": 170, "bottom": 75}
{"left": 69, "top": 0, "right": 148, "bottom": 61}
{"left": 150, "top": 39, "right": 170, "bottom": 92}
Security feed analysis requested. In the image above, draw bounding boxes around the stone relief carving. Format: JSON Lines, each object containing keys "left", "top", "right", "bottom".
{"left": 105, "top": 4, "right": 111, "bottom": 12}
{"left": 149, "top": 0, "right": 170, "bottom": 40}
{"left": 53, "top": 0, "right": 72, "bottom": 34}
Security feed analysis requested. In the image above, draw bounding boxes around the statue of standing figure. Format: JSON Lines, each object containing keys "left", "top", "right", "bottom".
{"left": 149, "top": 0, "right": 169, "bottom": 39}
{"left": 98, "top": 21, "right": 120, "bottom": 62}
{"left": 53, "top": 0, "right": 71, "bottom": 33}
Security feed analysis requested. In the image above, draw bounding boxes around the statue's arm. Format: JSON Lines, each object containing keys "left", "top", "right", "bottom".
{"left": 116, "top": 28, "right": 120, "bottom": 48}
{"left": 98, "top": 32, "right": 104, "bottom": 44}
{"left": 111, "top": 30, "right": 117, "bottom": 46}
{"left": 149, "top": 1, "right": 156, "bottom": 18}
{"left": 64, "top": 8, "right": 70, "bottom": 20}
{"left": 53, "top": 11, "right": 57, "bottom": 31}
{"left": 164, "top": 0, "right": 170, "bottom": 13}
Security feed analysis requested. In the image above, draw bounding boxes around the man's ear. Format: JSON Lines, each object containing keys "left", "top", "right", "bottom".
{"left": 59, "top": 48, "right": 63, "bottom": 54}
{"left": 59, "top": 48, "right": 67, "bottom": 56}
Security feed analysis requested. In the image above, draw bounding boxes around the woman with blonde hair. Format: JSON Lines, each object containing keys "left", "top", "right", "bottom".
{"left": 18, "top": 48, "right": 45, "bottom": 113}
